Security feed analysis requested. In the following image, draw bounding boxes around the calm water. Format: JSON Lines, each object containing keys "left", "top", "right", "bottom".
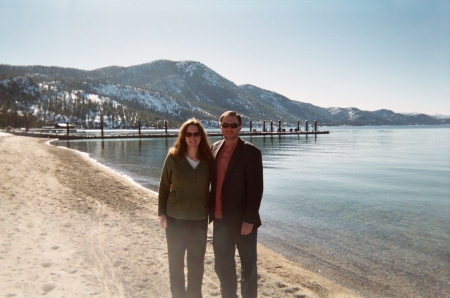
{"left": 53, "top": 126, "right": 450, "bottom": 297}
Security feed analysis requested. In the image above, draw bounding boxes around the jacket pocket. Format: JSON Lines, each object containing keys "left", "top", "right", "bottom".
{"left": 168, "top": 191, "right": 179, "bottom": 204}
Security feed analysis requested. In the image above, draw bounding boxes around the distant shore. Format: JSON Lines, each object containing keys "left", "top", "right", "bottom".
{"left": 0, "top": 133, "right": 360, "bottom": 297}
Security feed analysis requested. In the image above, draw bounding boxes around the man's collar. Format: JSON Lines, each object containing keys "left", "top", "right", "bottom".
{"left": 224, "top": 140, "right": 238, "bottom": 149}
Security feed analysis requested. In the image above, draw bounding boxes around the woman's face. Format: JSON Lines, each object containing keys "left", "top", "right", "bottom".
{"left": 185, "top": 124, "right": 201, "bottom": 149}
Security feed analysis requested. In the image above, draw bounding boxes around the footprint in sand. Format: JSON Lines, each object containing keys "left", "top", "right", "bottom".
{"left": 205, "top": 258, "right": 213, "bottom": 265}
{"left": 42, "top": 283, "right": 56, "bottom": 293}
{"left": 284, "top": 287, "right": 300, "bottom": 293}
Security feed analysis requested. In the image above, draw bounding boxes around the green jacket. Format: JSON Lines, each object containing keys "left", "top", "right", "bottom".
{"left": 158, "top": 154, "right": 211, "bottom": 220}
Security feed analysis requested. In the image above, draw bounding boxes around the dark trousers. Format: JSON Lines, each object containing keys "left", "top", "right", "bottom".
{"left": 212, "top": 219, "right": 258, "bottom": 298}
{"left": 166, "top": 216, "right": 208, "bottom": 298}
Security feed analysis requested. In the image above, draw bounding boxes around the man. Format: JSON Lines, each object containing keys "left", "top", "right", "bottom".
{"left": 210, "top": 111, "right": 264, "bottom": 298}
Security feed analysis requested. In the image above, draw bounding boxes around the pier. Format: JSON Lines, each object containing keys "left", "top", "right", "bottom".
{"left": 7, "top": 120, "right": 329, "bottom": 140}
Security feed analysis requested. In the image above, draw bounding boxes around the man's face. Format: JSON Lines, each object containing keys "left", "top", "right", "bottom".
{"left": 220, "top": 115, "right": 241, "bottom": 142}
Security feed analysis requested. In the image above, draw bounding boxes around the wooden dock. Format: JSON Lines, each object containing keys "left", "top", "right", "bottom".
{"left": 7, "top": 130, "right": 329, "bottom": 140}
{"left": 7, "top": 119, "right": 329, "bottom": 140}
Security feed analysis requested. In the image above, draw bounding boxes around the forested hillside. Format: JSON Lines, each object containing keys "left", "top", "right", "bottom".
{"left": 1, "top": 61, "right": 448, "bottom": 129}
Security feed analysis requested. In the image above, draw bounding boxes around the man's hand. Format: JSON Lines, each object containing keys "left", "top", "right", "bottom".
{"left": 160, "top": 215, "right": 168, "bottom": 228}
{"left": 241, "top": 222, "right": 253, "bottom": 235}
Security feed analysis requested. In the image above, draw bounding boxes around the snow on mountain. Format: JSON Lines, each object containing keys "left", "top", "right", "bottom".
{"left": 2, "top": 77, "right": 40, "bottom": 96}
{"left": 176, "top": 61, "right": 235, "bottom": 89}
{"left": 90, "top": 84, "right": 175, "bottom": 112}
{"left": 88, "top": 82, "right": 218, "bottom": 119}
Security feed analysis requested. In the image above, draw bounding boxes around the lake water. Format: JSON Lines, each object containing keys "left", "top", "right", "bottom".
{"left": 53, "top": 126, "right": 450, "bottom": 297}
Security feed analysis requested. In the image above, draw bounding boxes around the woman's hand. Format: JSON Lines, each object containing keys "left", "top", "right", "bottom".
{"left": 159, "top": 215, "right": 168, "bottom": 228}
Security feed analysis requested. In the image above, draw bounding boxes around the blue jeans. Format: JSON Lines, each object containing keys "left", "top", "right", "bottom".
{"left": 166, "top": 216, "right": 208, "bottom": 298}
{"left": 212, "top": 219, "right": 258, "bottom": 298}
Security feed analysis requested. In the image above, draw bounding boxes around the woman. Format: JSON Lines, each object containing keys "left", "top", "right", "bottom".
{"left": 158, "top": 118, "right": 213, "bottom": 298}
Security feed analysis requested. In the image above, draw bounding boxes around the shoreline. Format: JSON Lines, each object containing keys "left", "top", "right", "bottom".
{"left": 54, "top": 141, "right": 160, "bottom": 196}
{"left": 0, "top": 133, "right": 360, "bottom": 297}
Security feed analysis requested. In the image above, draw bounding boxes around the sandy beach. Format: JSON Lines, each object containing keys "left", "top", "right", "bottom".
{"left": 0, "top": 133, "right": 361, "bottom": 298}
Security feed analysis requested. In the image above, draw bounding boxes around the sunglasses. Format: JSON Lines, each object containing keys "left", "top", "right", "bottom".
{"left": 221, "top": 122, "right": 239, "bottom": 129}
{"left": 185, "top": 132, "right": 201, "bottom": 137}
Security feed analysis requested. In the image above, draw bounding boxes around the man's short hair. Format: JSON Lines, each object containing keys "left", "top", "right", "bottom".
{"left": 219, "top": 111, "right": 242, "bottom": 126}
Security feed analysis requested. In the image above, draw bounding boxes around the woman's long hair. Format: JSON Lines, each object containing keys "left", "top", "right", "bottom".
{"left": 168, "top": 118, "right": 213, "bottom": 161}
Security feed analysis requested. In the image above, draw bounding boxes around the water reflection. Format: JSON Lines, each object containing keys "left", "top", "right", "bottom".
{"left": 54, "top": 138, "right": 173, "bottom": 191}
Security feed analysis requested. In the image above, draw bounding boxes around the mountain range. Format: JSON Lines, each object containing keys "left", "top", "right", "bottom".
{"left": 1, "top": 60, "right": 448, "bottom": 128}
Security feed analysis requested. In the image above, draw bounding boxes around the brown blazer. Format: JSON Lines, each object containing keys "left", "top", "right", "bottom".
{"left": 209, "top": 137, "right": 264, "bottom": 229}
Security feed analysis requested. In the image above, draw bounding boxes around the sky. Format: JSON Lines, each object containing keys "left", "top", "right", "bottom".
{"left": 1, "top": 0, "right": 449, "bottom": 116}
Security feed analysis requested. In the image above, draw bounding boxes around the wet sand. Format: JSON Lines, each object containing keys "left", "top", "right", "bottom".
{"left": 0, "top": 133, "right": 360, "bottom": 297}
